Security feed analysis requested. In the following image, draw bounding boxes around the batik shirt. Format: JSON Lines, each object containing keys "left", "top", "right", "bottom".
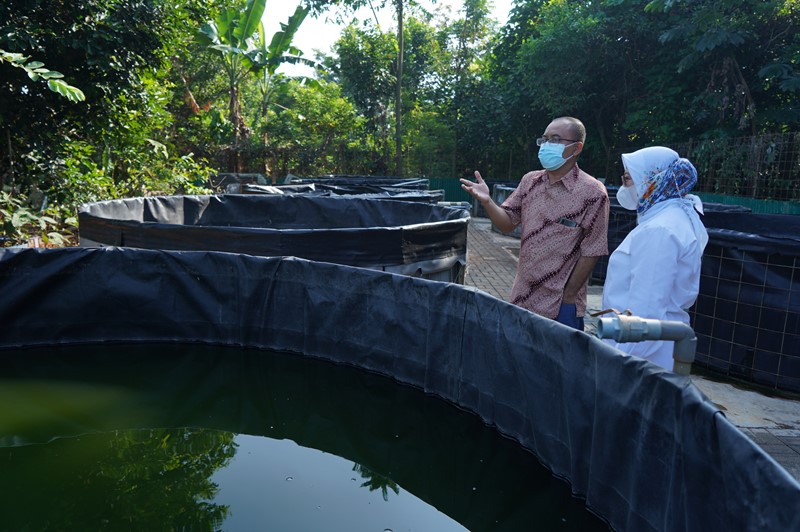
{"left": 501, "top": 165, "right": 609, "bottom": 319}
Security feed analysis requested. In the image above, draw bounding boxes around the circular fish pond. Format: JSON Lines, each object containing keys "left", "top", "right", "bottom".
{"left": 78, "top": 194, "right": 468, "bottom": 283}
{"left": 2, "top": 247, "right": 799, "bottom": 531}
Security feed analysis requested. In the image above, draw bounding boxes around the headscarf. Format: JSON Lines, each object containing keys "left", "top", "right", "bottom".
{"left": 621, "top": 146, "right": 700, "bottom": 216}
{"left": 621, "top": 146, "right": 708, "bottom": 249}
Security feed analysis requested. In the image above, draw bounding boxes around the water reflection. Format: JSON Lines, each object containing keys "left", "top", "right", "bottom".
{"left": 0, "top": 427, "right": 234, "bottom": 530}
{"left": 353, "top": 463, "right": 399, "bottom": 501}
{"left": 0, "top": 344, "right": 610, "bottom": 531}
{"left": 212, "top": 435, "right": 464, "bottom": 531}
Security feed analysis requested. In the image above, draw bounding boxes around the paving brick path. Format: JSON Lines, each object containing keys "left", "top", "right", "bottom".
{"left": 464, "top": 218, "right": 518, "bottom": 302}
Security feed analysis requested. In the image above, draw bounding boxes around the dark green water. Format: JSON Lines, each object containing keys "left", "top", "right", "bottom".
{"left": 0, "top": 345, "right": 610, "bottom": 531}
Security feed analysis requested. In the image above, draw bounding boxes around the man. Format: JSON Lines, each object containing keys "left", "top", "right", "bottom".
{"left": 460, "top": 116, "right": 609, "bottom": 330}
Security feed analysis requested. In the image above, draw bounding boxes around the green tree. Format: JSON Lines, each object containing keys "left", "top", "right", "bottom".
{"left": 352, "top": 462, "right": 399, "bottom": 501}
{"left": 0, "top": 0, "right": 218, "bottom": 246}
{"left": 198, "top": 0, "right": 267, "bottom": 172}
{"left": 268, "top": 79, "right": 367, "bottom": 176}
{"left": 0, "top": 50, "right": 85, "bottom": 104}
{"left": 461, "top": 0, "right": 550, "bottom": 180}
{"left": 305, "top": 0, "right": 415, "bottom": 174}
{"left": 394, "top": 0, "right": 406, "bottom": 175}
{"left": 0, "top": 0, "right": 176, "bottom": 190}
{"left": 404, "top": 103, "right": 456, "bottom": 176}
{"left": 2, "top": 428, "right": 236, "bottom": 530}
{"left": 644, "top": 0, "right": 800, "bottom": 135}
{"left": 329, "top": 23, "right": 398, "bottom": 174}
{"left": 436, "top": 0, "right": 494, "bottom": 177}
{"left": 249, "top": 5, "right": 317, "bottom": 181}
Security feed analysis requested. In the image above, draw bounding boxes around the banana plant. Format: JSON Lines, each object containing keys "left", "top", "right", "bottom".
{"left": 247, "top": 5, "right": 319, "bottom": 180}
{"left": 198, "top": 0, "right": 266, "bottom": 172}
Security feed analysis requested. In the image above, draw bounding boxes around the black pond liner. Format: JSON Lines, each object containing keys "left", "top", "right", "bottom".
{"left": 77, "top": 194, "right": 467, "bottom": 283}
{"left": 490, "top": 185, "right": 523, "bottom": 238}
{"left": 239, "top": 182, "right": 445, "bottom": 203}
{"left": 285, "top": 175, "right": 432, "bottom": 190}
{"left": 1, "top": 247, "right": 798, "bottom": 531}
{"left": 689, "top": 211, "right": 800, "bottom": 393}
{"left": 472, "top": 181, "right": 520, "bottom": 218}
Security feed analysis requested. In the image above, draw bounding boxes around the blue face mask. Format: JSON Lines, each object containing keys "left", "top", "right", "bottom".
{"left": 538, "top": 142, "right": 576, "bottom": 171}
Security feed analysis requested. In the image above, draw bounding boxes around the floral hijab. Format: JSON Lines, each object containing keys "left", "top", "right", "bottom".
{"left": 621, "top": 146, "right": 708, "bottom": 251}
{"left": 621, "top": 146, "right": 699, "bottom": 216}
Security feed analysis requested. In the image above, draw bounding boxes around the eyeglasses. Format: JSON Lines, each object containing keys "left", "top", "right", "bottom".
{"left": 621, "top": 172, "right": 633, "bottom": 186}
{"left": 536, "top": 136, "right": 579, "bottom": 146}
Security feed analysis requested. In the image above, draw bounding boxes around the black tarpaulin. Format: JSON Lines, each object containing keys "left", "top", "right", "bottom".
{"left": 688, "top": 211, "right": 800, "bottom": 392}
{"left": 78, "top": 194, "right": 468, "bottom": 282}
{"left": 592, "top": 201, "right": 752, "bottom": 283}
{"left": 1, "top": 247, "right": 798, "bottom": 531}
{"left": 241, "top": 182, "right": 445, "bottom": 203}
{"left": 702, "top": 211, "right": 800, "bottom": 252}
{"left": 285, "top": 175, "right": 431, "bottom": 190}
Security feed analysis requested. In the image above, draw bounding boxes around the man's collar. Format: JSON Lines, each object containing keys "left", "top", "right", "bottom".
{"left": 546, "top": 164, "right": 579, "bottom": 190}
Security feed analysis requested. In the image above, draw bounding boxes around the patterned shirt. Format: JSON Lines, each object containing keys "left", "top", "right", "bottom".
{"left": 501, "top": 165, "right": 609, "bottom": 319}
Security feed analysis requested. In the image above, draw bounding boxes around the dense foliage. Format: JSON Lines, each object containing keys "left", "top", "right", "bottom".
{"left": 1, "top": 0, "right": 798, "bottom": 245}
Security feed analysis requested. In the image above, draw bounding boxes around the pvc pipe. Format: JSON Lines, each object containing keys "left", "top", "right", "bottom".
{"left": 596, "top": 315, "right": 697, "bottom": 376}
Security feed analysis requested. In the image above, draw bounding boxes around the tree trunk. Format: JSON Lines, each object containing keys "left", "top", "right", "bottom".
{"left": 229, "top": 84, "right": 240, "bottom": 173}
{"left": 2, "top": 128, "right": 12, "bottom": 190}
{"left": 261, "top": 102, "right": 274, "bottom": 183}
{"left": 394, "top": 0, "right": 404, "bottom": 176}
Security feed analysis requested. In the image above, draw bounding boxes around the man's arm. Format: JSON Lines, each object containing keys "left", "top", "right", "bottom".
{"left": 562, "top": 255, "right": 600, "bottom": 304}
{"left": 460, "top": 171, "right": 516, "bottom": 233}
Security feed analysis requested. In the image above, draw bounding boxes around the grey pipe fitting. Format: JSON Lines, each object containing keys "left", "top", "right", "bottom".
{"left": 596, "top": 314, "right": 697, "bottom": 376}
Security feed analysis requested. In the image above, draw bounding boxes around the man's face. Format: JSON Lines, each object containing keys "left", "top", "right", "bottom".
{"left": 542, "top": 121, "right": 582, "bottom": 158}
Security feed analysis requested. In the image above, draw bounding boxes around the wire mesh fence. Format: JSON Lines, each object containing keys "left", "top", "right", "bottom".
{"left": 690, "top": 238, "right": 800, "bottom": 394}
{"left": 673, "top": 133, "right": 800, "bottom": 201}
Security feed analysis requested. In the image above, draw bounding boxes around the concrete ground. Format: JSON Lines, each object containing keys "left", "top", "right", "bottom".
{"left": 463, "top": 216, "right": 800, "bottom": 482}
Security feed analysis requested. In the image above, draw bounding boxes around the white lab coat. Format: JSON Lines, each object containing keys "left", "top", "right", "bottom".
{"left": 601, "top": 198, "right": 709, "bottom": 370}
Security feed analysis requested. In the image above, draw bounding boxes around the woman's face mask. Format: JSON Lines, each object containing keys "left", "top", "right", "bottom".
{"left": 616, "top": 171, "right": 638, "bottom": 210}
{"left": 616, "top": 185, "right": 639, "bottom": 210}
{"left": 538, "top": 142, "right": 575, "bottom": 171}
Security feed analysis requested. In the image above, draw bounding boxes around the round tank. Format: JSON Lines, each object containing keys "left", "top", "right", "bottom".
{"left": 78, "top": 194, "right": 468, "bottom": 283}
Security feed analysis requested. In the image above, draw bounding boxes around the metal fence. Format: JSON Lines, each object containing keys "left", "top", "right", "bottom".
{"left": 429, "top": 133, "right": 800, "bottom": 214}
{"left": 428, "top": 177, "right": 472, "bottom": 204}
{"left": 673, "top": 132, "right": 800, "bottom": 201}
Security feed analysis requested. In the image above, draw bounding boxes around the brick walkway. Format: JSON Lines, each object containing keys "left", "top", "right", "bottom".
{"left": 464, "top": 218, "right": 518, "bottom": 302}
{"left": 464, "top": 216, "right": 800, "bottom": 482}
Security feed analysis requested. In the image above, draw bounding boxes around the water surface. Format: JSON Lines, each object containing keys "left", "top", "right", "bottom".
{"left": 0, "top": 344, "right": 609, "bottom": 531}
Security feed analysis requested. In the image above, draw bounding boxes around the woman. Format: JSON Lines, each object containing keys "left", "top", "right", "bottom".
{"left": 601, "top": 146, "right": 709, "bottom": 370}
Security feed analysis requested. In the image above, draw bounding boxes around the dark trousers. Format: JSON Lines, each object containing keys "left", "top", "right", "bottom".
{"left": 555, "top": 303, "right": 584, "bottom": 331}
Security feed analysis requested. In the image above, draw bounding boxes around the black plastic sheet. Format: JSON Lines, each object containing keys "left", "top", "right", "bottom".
{"left": 702, "top": 211, "right": 800, "bottom": 252}
{"left": 78, "top": 194, "right": 468, "bottom": 283}
{"left": 689, "top": 212, "right": 800, "bottom": 392}
{"left": 1, "top": 247, "right": 798, "bottom": 531}
{"left": 593, "top": 205, "right": 800, "bottom": 392}
{"left": 240, "top": 182, "right": 445, "bottom": 203}
{"left": 473, "top": 181, "right": 520, "bottom": 218}
{"left": 285, "top": 175, "right": 432, "bottom": 190}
